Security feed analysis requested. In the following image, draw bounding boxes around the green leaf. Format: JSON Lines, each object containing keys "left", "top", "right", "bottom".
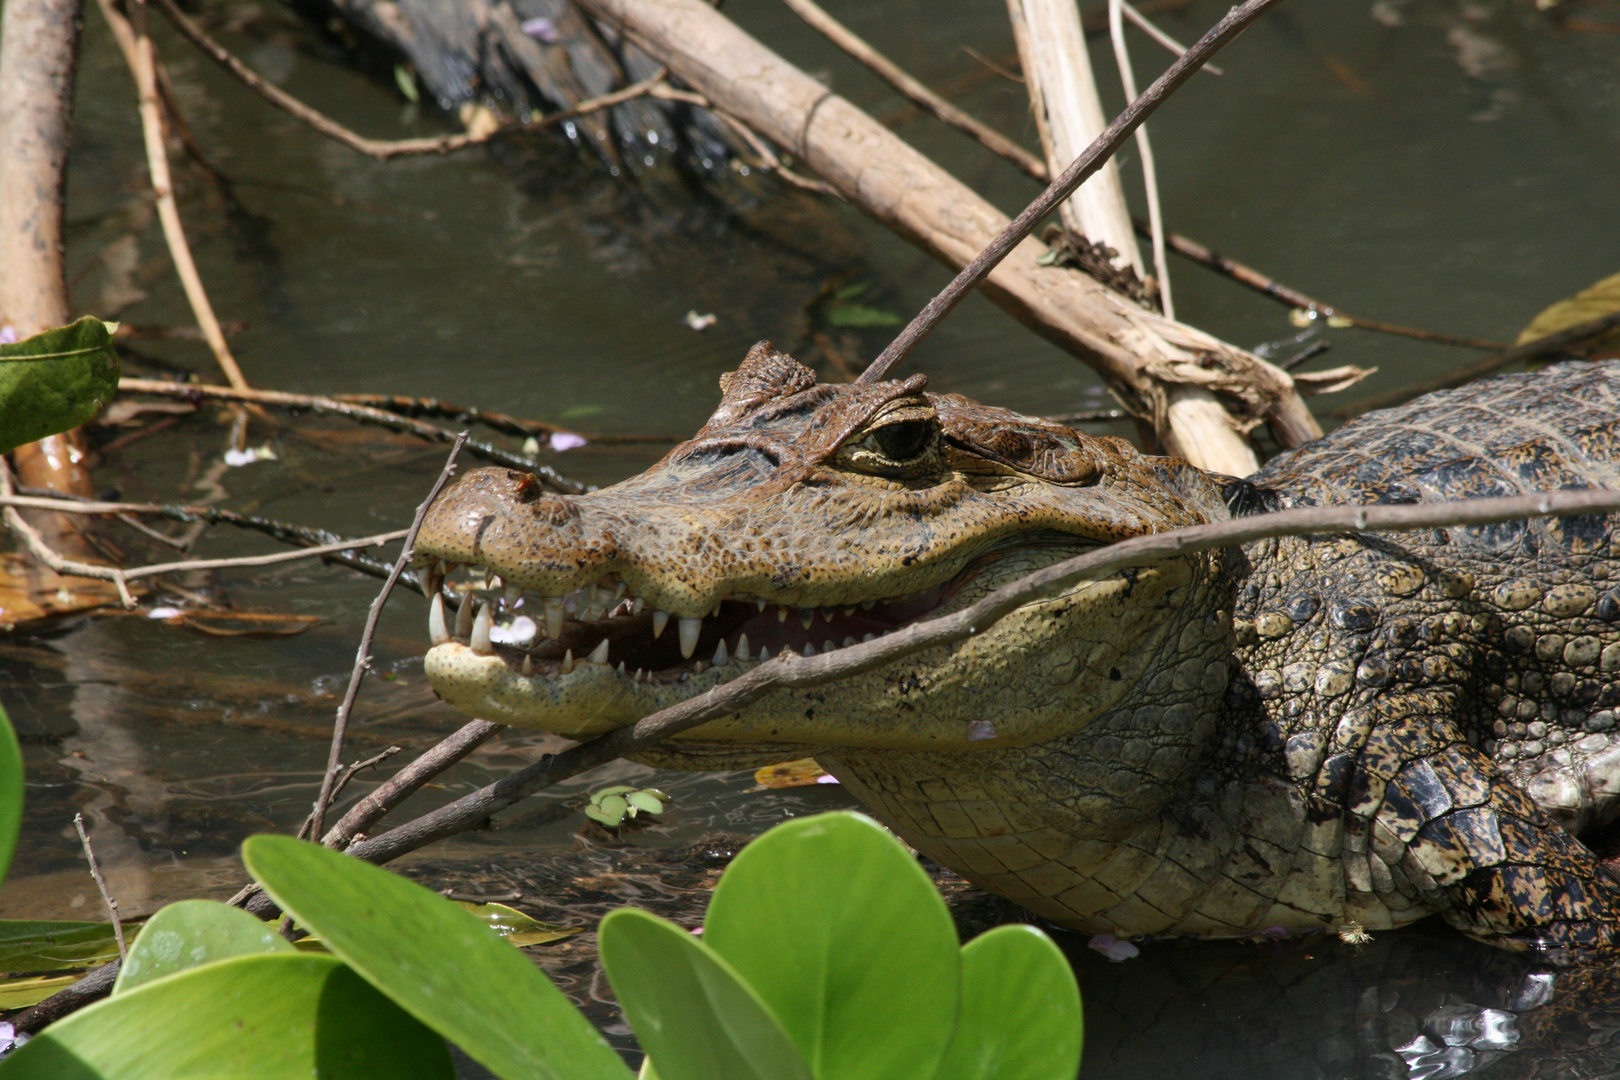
{"left": 593, "top": 785, "right": 638, "bottom": 799}
{"left": 0, "top": 974, "right": 78, "bottom": 1010}
{"left": 0, "top": 705, "right": 21, "bottom": 886}
{"left": 625, "top": 791, "right": 665, "bottom": 816}
{"left": 1518, "top": 270, "right": 1620, "bottom": 351}
{"left": 243, "top": 835, "right": 631, "bottom": 1080}
{"left": 0, "top": 317, "right": 120, "bottom": 455}
{"left": 113, "top": 900, "right": 291, "bottom": 995}
{"left": 704, "top": 812, "right": 960, "bottom": 1080}
{"left": 598, "top": 908, "right": 814, "bottom": 1080}
{"left": 456, "top": 901, "right": 578, "bottom": 947}
{"left": 0, "top": 921, "right": 123, "bottom": 974}
{"left": 826, "top": 304, "right": 900, "bottom": 328}
{"left": 0, "top": 952, "right": 452, "bottom": 1079}
{"left": 394, "top": 63, "right": 420, "bottom": 103}
{"left": 934, "top": 925, "right": 1083, "bottom": 1080}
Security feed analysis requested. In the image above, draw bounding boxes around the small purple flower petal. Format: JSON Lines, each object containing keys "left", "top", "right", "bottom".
{"left": 550, "top": 432, "right": 587, "bottom": 452}
{"left": 0, "top": 326, "right": 16, "bottom": 344}
{"left": 521, "top": 17, "right": 559, "bottom": 42}
{"left": 1087, "top": 933, "right": 1140, "bottom": 962}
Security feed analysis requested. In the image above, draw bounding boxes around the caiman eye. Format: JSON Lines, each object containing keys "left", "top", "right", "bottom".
{"left": 871, "top": 419, "right": 935, "bottom": 462}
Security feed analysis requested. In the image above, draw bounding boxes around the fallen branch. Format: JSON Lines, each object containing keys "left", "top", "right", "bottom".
{"left": 118, "top": 378, "right": 587, "bottom": 493}
{"left": 579, "top": 0, "right": 1323, "bottom": 474}
{"left": 308, "top": 435, "right": 466, "bottom": 843}
{"left": 863, "top": 0, "right": 1282, "bottom": 381}
{"left": 1332, "top": 310, "right": 1620, "bottom": 420}
{"left": 151, "top": 0, "right": 670, "bottom": 162}
{"left": 321, "top": 719, "right": 504, "bottom": 847}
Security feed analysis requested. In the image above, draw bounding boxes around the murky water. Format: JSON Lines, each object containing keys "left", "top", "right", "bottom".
{"left": 5, "top": 0, "right": 1620, "bottom": 1074}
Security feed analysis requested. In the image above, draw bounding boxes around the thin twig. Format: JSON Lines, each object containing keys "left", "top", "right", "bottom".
{"left": 119, "top": 378, "right": 587, "bottom": 493}
{"left": 1115, "top": 0, "right": 1224, "bottom": 74}
{"left": 108, "top": 0, "right": 251, "bottom": 393}
{"left": 1332, "top": 311, "right": 1620, "bottom": 420}
{"left": 297, "top": 746, "right": 403, "bottom": 840}
{"left": 0, "top": 461, "right": 135, "bottom": 607}
{"left": 308, "top": 434, "right": 467, "bottom": 843}
{"left": 860, "top": 0, "right": 1285, "bottom": 383}
{"left": 1109, "top": 0, "right": 1173, "bottom": 318}
{"left": 1044, "top": 407, "right": 1128, "bottom": 424}
{"left": 333, "top": 484, "right": 1620, "bottom": 868}
{"left": 1148, "top": 220, "right": 1510, "bottom": 351}
{"left": 73, "top": 814, "right": 127, "bottom": 961}
{"left": 331, "top": 394, "right": 677, "bottom": 445}
{"left": 152, "top": 0, "right": 669, "bottom": 162}
{"left": 777, "top": 0, "right": 1049, "bottom": 181}
{"left": 3, "top": 489, "right": 412, "bottom": 584}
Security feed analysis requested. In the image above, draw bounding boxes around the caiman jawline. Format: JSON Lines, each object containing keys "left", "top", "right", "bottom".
{"left": 417, "top": 548, "right": 1084, "bottom": 689}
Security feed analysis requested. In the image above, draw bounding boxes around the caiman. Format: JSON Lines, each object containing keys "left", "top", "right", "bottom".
{"left": 413, "top": 346, "right": 1620, "bottom": 962}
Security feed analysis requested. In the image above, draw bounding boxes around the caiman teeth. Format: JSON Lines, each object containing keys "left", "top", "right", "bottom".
{"left": 587, "top": 638, "right": 610, "bottom": 665}
{"left": 471, "top": 602, "right": 493, "bottom": 655}
{"left": 713, "top": 639, "right": 728, "bottom": 665}
{"left": 428, "top": 594, "right": 449, "bottom": 645}
{"left": 543, "top": 597, "right": 564, "bottom": 639}
{"left": 651, "top": 610, "right": 669, "bottom": 639}
{"left": 560, "top": 648, "right": 574, "bottom": 675}
{"left": 678, "top": 616, "right": 701, "bottom": 659}
{"left": 735, "top": 633, "right": 750, "bottom": 662}
{"left": 521, "top": 653, "right": 533, "bottom": 676}
{"left": 454, "top": 592, "right": 474, "bottom": 639}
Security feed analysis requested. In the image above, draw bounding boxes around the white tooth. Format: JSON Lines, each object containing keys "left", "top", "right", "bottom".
{"left": 693, "top": 660, "right": 707, "bottom": 674}
{"left": 800, "top": 610, "right": 814, "bottom": 630}
{"left": 588, "top": 638, "right": 610, "bottom": 665}
{"left": 652, "top": 610, "right": 669, "bottom": 639}
{"left": 617, "top": 661, "right": 627, "bottom": 675}
{"left": 471, "top": 603, "right": 494, "bottom": 654}
{"left": 861, "top": 599, "right": 876, "bottom": 610}
{"left": 521, "top": 653, "right": 533, "bottom": 676}
{"left": 758, "top": 646, "right": 770, "bottom": 662}
{"left": 483, "top": 569, "right": 495, "bottom": 588}
{"left": 560, "top": 649, "right": 575, "bottom": 675}
{"left": 863, "top": 633, "right": 875, "bottom": 642}
{"left": 735, "top": 634, "right": 750, "bottom": 662}
{"left": 843, "top": 607, "right": 856, "bottom": 618}
{"left": 713, "top": 639, "right": 728, "bottom": 665}
{"left": 429, "top": 594, "right": 449, "bottom": 645}
{"left": 822, "top": 640, "right": 836, "bottom": 654}
{"left": 679, "top": 617, "right": 701, "bottom": 659}
{"left": 634, "top": 668, "right": 644, "bottom": 682}
{"left": 822, "top": 608, "right": 836, "bottom": 623}
{"left": 777, "top": 606, "right": 789, "bottom": 623}
{"left": 756, "top": 598, "right": 767, "bottom": 612}
{"left": 613, "top": 582, "right": 627, "bottom": 603}
{"left": 505, "top": 584, "right": 521, "bottom": 605}
{"left": 802, "top": 642, "right": 816, "bottom": 657}
{"left": 455, "top": 592, "right": 474, "bottom": 639}
{"left": 843, "top": 637, "right": 856, "bottom": 647}
{"left": 632, "top": 597, "right": 646, "bottom": 615}
{"left": 712, "top": 603, "right": 722, "bottom": 618}
{"left": 582, "top": 606, "right": 602, "bottom": 623}
{"left": 543, "top": 597, "right": 564, "bottom": 639}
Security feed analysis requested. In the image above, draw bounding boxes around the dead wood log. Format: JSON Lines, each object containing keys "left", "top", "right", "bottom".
{"left": 576, "top": 0, "right": 1327, "bottom": 476}
{"left": 0, "top": 0, "right": 124, "bottom": 614}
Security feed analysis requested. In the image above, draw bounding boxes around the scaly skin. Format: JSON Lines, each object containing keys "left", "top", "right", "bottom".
{"left": 414, "top": 345, "right": 1620, "bottom": 961}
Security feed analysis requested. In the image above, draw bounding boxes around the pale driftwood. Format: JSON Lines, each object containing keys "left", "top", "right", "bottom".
{"left": 578, "top": 0, "right": 1327, "bottom": 476}
{"left": 1006, "top": 0, "right": 1142, "bottom": 277}
{"left": 1109, "top": 0, "right": 1173, "bottom": 318}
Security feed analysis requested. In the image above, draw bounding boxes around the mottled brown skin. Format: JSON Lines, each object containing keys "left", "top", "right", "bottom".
{"left": 416, "top": 345, "right": 1620, "bottom": 962}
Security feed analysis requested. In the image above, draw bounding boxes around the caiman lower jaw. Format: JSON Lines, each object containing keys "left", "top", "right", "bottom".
{"left": 418, "top": 547, "right": 1091, "bottom": 734}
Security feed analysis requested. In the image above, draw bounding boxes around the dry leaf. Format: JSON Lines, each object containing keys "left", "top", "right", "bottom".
{"left": 1518, "top": 271, "right": 1620, "bottom": 355}
{"left": 753, "top": 757, "right": 834, "bottom": 789}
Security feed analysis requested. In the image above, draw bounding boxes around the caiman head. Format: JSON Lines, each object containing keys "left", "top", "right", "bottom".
{"left": 414, "top": 343, "right": 1234, "bottom": 762}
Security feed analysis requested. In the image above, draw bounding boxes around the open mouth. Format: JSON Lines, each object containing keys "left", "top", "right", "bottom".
{"left": 419, "top": 561, "right": 959, "bottom": 687}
